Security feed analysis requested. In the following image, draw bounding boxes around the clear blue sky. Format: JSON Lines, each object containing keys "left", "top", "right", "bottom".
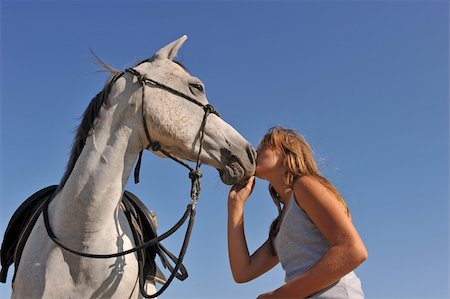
{"left": 1, "top": 1, "right": 448, "bottom": 298}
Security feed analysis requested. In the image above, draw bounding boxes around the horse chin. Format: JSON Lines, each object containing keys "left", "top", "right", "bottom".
{"left": 218, "top": 163, "right": 245, "bottom": 185}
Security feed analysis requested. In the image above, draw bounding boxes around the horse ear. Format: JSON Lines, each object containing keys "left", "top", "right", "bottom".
{"left": 155, "top": 35, "right": 188, "bottom": 60}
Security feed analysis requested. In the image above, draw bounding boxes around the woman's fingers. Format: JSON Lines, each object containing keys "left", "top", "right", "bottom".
{"left": 229, "top": 176, "right": 256, "bottom": 203}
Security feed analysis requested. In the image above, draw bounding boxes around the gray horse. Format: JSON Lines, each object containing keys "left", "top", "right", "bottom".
{"left": 10, "top": 36, "right": 255, "bottom": 298}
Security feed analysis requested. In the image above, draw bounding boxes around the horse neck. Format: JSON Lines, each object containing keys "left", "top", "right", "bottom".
{"left": 51, "top": 89, "right": 145, "bottom": 234}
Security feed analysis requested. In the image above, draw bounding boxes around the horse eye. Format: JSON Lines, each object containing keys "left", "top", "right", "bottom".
{"left": 191, "top": 83, "right": 204, "bottom": 92}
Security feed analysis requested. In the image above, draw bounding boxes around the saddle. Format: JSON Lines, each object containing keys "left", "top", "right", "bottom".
{"left": 0, "top": 185, "right": 187, "bottom": 286}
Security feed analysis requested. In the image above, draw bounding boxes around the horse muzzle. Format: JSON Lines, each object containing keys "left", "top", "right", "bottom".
{"left": 218, "top": 145, "right": 256, "bottom": 185}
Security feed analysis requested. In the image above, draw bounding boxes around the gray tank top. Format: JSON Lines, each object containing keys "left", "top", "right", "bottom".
{"left": 274, "top": 193, "right": 364, "bottom": 298}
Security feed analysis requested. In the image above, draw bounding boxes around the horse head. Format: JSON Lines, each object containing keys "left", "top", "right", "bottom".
{"left": 126, "top": 35, "right": 256, "bottom": 185}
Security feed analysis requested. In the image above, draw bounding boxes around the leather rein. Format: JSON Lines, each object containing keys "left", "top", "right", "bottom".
{"left": 42, "top": 67, "right": 220, "bottom": 298}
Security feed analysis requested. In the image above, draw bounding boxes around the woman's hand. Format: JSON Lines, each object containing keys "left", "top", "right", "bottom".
{"left": 228, "top": 176, "right": 256, "bottom": 207}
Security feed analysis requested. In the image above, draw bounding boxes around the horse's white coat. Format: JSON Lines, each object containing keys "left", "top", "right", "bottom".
{"left": 12, "top": 36, "right": 255, "bottom": 298}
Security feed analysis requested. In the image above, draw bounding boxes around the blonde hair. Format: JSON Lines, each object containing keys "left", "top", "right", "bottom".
{"left": 262, "top": 127, "right": 351, "bottom": 254}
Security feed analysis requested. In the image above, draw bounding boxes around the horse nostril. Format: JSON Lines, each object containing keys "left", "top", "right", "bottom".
{"left": 246, "top": 144, "right": 256, "bottom": 166}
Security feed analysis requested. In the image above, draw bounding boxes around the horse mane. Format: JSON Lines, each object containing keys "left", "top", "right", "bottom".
{"left": 58, "top": 54, "right": 188, "bottom": 191}
{"left": 58, "top": 56, "right": 123, "bottom": 190}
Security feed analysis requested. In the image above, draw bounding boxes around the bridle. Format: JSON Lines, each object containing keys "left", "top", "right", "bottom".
{"left": 126, "top": 67, "right": 220, "bottom": 188}
{"left": 42, "top": 66, "right": 220, "bottom": 298}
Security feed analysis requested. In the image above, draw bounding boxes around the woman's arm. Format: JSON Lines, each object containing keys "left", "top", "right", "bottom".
{"left": 228, "top": 177, "right": 279, "bottom": 283}
{"left": 259, "top": 176, "right": 368, "bottom": 298}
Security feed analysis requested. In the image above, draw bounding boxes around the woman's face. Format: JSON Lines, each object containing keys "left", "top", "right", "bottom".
{"left": 255, "top": 144, "right": 283, "bottom": 180}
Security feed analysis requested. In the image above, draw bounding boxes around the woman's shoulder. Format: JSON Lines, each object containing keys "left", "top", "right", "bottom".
{"left": 294, "top": 175, "right": 325, "bottom": 194}
{"left": 293, "top": 175, "right": 333, "bottom": 207}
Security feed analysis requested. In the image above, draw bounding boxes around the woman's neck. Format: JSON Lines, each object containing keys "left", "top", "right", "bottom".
{"left": 269, "top": 175, "right": 292, "bottom": 205}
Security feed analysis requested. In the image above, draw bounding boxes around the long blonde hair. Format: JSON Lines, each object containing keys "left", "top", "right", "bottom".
{"left": 262, "top": 127, "right": 351, "bottom": 254}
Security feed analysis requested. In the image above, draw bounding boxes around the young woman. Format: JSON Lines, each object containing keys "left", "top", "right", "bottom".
{"left": 228, "top": 127, "right": 367, "bottom": 298}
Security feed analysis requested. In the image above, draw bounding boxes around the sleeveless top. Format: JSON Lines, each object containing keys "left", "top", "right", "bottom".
{"left": 273, "top": 193, "right": 364, "bottom": 298}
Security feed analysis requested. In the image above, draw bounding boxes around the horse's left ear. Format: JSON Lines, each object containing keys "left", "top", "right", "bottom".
{"left": 155, "top": 35, "right": 188, "bottom": 60}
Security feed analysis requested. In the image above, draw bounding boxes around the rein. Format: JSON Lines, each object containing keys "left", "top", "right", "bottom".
{"left": 42, "top": 67, "right": 220, "bottom": 298}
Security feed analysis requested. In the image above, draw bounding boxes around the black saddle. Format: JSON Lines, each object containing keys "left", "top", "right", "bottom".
{"left": 0, "top": 185, "right": 187, "bottom": 285}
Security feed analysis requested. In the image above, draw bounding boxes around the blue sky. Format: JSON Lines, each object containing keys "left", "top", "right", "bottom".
{"left": 1, "top": 1, "right": 448, "bottom": 298}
